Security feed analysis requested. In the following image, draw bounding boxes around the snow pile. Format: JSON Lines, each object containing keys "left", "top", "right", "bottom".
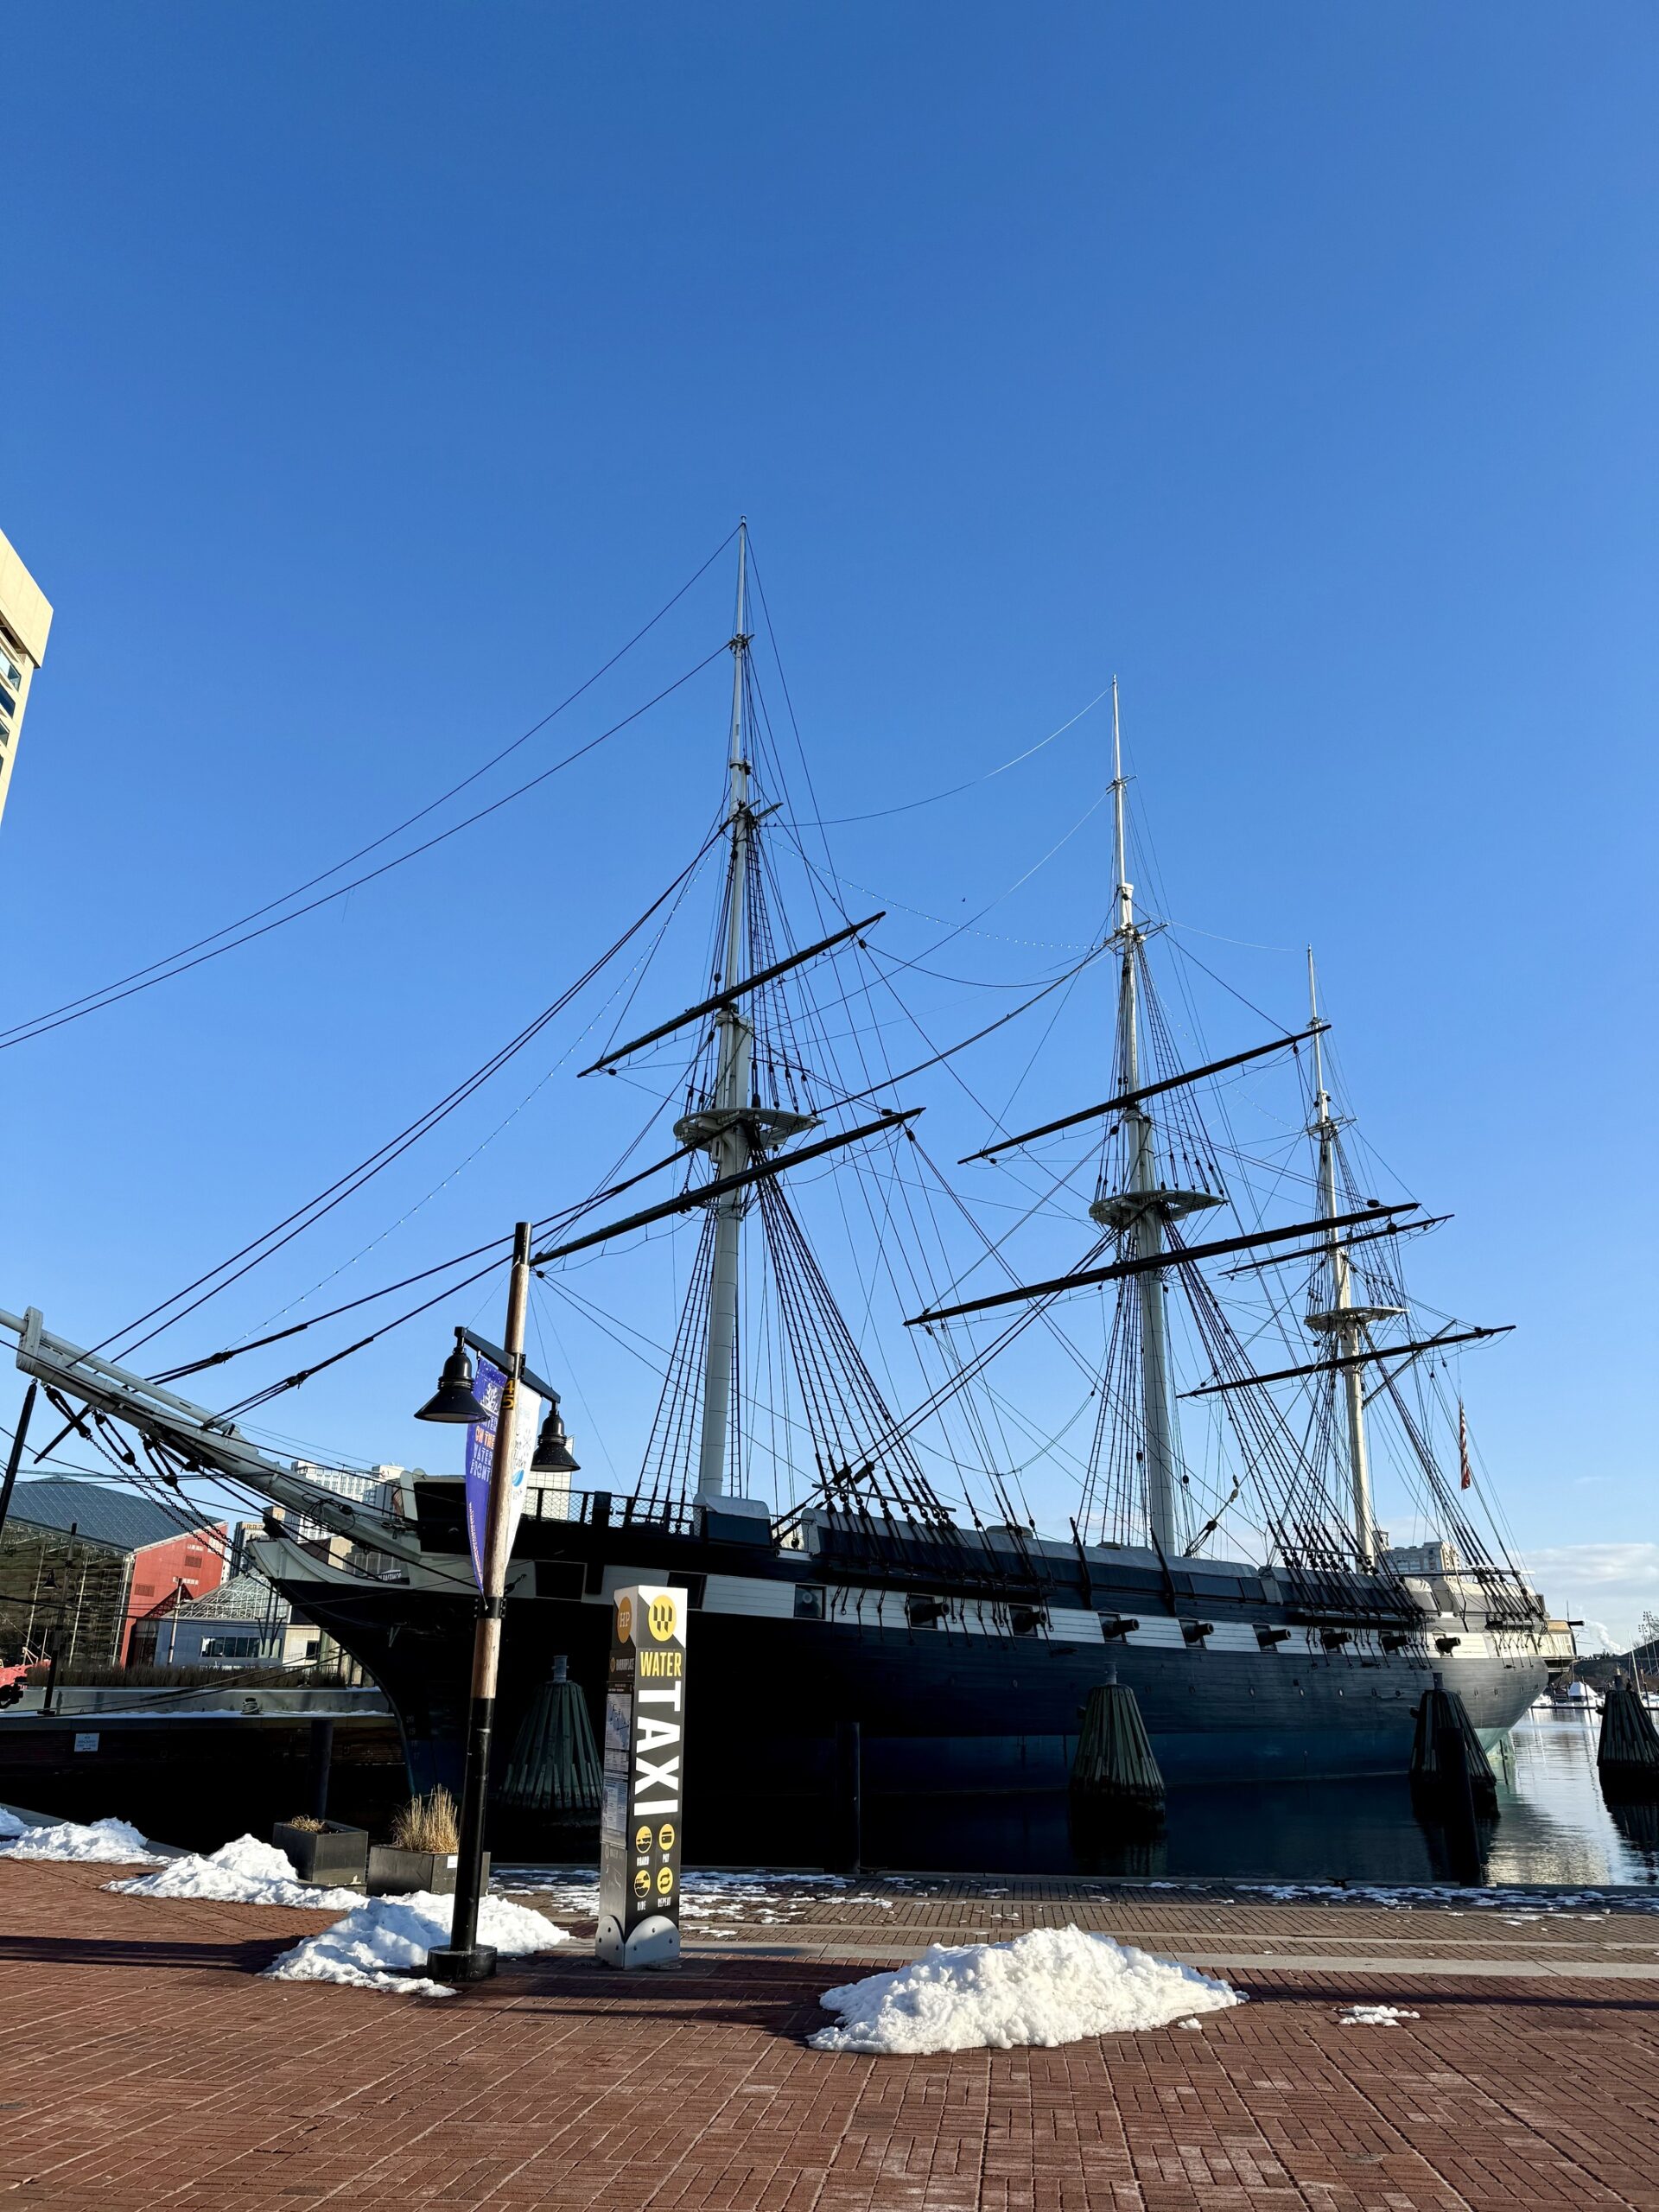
{"left": 1338, "top": 2004, "right": 1421, "bottom": 2025}
{"left": 0, "top": 1815, "right": 161, "bottom": 1864}
{"left": 110, "top": 1833, "right": 361, "bottom": 1909}
{"left": 265, "top": 1889, "right": 567, "bottom": 1997}
{"left": 810, "top": 1925, "right": 1242, "bottom": 2054}
{"left": 0, "top": 1807, "right": 25, "bottom": 1840}
{"left": 110, "top": 1834, "right": 567, "bottom": 1996}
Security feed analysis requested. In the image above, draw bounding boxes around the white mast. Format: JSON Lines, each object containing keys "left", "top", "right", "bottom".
{"left": 1090, "top": 679, "right": 1184, "bottom": 1556}
{"left": 672, "top": 522, "right": 817, "bottom": 1507}
{"left": 1304, "top": 952, "right": 1397, "bottom": 1568}
{"left": 693, "top": 522, "right": 754, "bottom": 1499}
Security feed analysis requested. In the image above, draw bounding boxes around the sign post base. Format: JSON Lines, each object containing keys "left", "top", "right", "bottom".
{"left": 595, "top": 1911, "right": 681, "bottom": 1971}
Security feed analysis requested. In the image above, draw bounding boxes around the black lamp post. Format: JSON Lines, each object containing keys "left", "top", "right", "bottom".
{"left": 531, "top": 1400, "right": 580, "bottom": 1478}
{"left": 416, "top": 1330, "right": 491, "bottom": 1427}
{"left": 413, "top": 1221, "right": 533, "bottom": 1983}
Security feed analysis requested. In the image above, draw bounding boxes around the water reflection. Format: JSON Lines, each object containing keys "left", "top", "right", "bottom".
{"left": 1486, "top": 1709, "right": 1659, "bottom": 1887}
{"left": 852, "top": 1710, "right": 1659, "bottom": 1885}
{"left": 1608, "top": 1796, "right": 1659, "bottom": 1859}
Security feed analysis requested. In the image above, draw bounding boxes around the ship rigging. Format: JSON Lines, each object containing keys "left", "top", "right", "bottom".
{"left": 0, "top": 524, "right": 1568, "bottom": 1801}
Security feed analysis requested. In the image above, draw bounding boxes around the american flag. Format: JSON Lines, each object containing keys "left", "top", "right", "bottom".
{"left": 1459, "top": 1402, "right": 1473, "bottom": 1491}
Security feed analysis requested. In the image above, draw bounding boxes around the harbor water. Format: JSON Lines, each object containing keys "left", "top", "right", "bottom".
{"left": 6, "top": 1705, "right": 1654, "bottom": 1888}
{"left": 836, "top": 1707, "right": 1659, "bottom": 1888}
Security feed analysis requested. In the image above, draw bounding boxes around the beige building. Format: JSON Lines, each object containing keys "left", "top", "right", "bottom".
{"left": 0, "top": 524, "right": 53, "bottom": 830}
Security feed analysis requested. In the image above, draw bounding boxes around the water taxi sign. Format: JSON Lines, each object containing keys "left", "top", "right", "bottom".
{"left": 596, "top": 1582, "right": 685, "bottom": 1969}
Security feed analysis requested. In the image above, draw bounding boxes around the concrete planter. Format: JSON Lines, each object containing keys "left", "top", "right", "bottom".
{"left": 367, "top": 1844, "right": 486, "bottom": 1897}
{"left": 272, "top": 1821, "right": 369, "bottom": 1889}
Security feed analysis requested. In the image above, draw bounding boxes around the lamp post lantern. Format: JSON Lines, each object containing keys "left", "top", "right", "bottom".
{"left": 414, "top": 1218, "right": 534, "bottom": 1984}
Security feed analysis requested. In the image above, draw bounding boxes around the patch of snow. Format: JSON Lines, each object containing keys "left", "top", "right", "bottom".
{"left": 110, "top": 1833, "right": 360, "bottom": 1909}
{"left": 1338, "top": 2004, "right": 1421, "bottom": 2025}
{"left": 495, "top": 1866, "right": 905, "bottom": 1923}
{"left": 0, "top": 1815, "right": 161, "bottom": 1864}
{"left": 496, "top": 1868, "right": 600, "bottom": 1913}
{"left": 496, "top": 1866, "right": 1659, "bottom": 1920}
{"left": 0, "top": 1807, "right": 27, "bottom": 1840}
{"left": 1248, "top": 1879, "right": 1659, "bottom": 1916}
{"left": 809, "top": 1925, "right": 1242, "bottom": 2055}
{"left": 265, "top": 1889, "right": 566, "bottom": 1997}
{"left": 1176, "top": 2016, "right": 1205, "bottom": 2030}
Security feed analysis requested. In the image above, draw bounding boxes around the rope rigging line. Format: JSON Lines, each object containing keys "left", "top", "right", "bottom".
{"left": 1, "top": 640, "right": 731, "bottom": 1055}
{"left": 785, "top": 683, "right": 1114, "bottom": 828}
{"left": 143, "top": 1137, "right": 703, "bottom": 1389}
{"left": 213, "top": 887, "right": 721, "bottom": 1357}
{"left": 732, "top": 633, "right": 1158, "bottom": 1529}
{"left": 748, "top": 747, "right": 1123, "bottom": 1447}
{"left": 93, "top": 829, "right": 725, "bottom": 1370}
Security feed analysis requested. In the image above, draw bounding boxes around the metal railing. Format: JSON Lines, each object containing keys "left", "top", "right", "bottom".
{"left": 522, "top": 1485, "right": 700, "bottom": 1538}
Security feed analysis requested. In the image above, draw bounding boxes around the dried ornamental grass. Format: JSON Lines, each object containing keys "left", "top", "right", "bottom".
{"left": 391, "top": 1787, "right": 461, "bottom": 1853}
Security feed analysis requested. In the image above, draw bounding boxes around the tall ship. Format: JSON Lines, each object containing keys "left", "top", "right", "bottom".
{"left": 3, "top": 527, "right": 1573, "bottom": 1826}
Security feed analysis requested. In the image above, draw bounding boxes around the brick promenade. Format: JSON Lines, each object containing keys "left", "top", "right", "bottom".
{"left": 5, "top": 1859, "right": 1659, "bottom": 2211}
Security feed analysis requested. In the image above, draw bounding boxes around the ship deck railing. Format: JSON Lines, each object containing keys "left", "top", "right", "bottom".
{"left": 522, "top": 1485, "right": 700, "bottom": 1538}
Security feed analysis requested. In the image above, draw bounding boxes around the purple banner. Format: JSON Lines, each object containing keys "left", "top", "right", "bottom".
{"left": 463, "top": 1356, "right": 540, "bottom": 1594}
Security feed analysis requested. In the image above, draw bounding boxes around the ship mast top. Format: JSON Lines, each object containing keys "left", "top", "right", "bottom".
{"left": 1110, "top": 676, "right": 1135, "bottom": 949}
{"left": 724, "top": 522, "right": 751, "bottom": 843}
{"left": 715, "top": 519, "right": 753, "bottom": 1115}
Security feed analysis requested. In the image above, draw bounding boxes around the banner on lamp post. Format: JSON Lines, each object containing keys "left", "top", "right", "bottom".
{"left": 596, "top": 1583, "right": 686, "bottom": 1970}
{"left": 462, "top": 1357, "right": 542, "bottom": 1595}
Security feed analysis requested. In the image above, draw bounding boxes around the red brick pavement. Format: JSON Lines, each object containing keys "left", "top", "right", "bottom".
{"left": 3, "top": 1859, "right": 1658, "bottom": 2211}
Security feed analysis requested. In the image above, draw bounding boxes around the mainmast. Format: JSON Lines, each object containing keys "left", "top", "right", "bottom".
{"left": 1304, "top": 953, "right": 1399, "bottom": 1568}
{"left": 1088, "top": 682, "right": 1216, "bottom": 1557}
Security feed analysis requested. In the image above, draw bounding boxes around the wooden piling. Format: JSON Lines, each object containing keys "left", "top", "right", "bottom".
{"left": 1070, "top": 1667, "right": 1166, "bottom": 1813}
{"left": 1597, "top": 1675, "right": 1659, "bottom": 1800}
{"left": 497, "top": 1655, "right": 602, "bottom": 1819}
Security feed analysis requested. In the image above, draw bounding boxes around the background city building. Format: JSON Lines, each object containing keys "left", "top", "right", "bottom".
{"left": 0, "top": 524, "right": 51, "bottom": 832}
{"left": 0, "top": 1477, "right": 225, "bottom": 1664}
{"left": 125, "top": 1565, "right": 321, "bottom": 1668}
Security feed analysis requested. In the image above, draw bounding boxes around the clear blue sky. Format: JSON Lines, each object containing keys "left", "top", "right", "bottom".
{"left": 4, "top": 4, "right": 1655, "bottom": 1637}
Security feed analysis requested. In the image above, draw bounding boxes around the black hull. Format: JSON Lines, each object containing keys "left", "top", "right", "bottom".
{"left": 279, "top": 1575, "right": 1549, "bottom": 1825}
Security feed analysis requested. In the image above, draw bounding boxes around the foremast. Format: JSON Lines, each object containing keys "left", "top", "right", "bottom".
{"left": 1304, "top": 954, "right": 1401, "bottom": 1568}
{"left": 1087, "top": 682, "right": 1217, "bottom": 1557}
{"left": 675, "top": 521, "right": 815, "bottom": 1500}
{"left": 696, "top": 525, "right": 755, "bottom": 1498}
